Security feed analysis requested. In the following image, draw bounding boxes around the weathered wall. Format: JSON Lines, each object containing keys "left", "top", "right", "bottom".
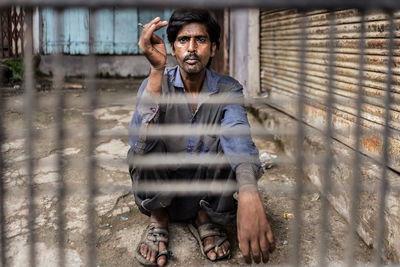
{"left": 38, "top": 55, "right": 177, "bottom": 78}
{"left": 254, "top": 103, "right": 400, "bottom": 263}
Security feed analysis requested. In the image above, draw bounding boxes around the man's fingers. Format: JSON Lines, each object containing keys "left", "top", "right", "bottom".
{"left": 250, "top": 239, "right": 261, "bottom": 264}
{"left": 140, "top": 18, "right": 160, "bottom": 41}
{"left": 154, "top": 20, "right": 168, "bottom": 30}
{"left": 140, "top": 19, "right": 168, "bottom": 52}
{"left": 239, "top": 239, "right": 251, "bottom": 264}
{"left": 143, "top": 18, "right": 167, "bottom": 37}
{"left": 259, "top": 234, "right": 270, "bottom": 263}
{"left": 149, "top": 21, "right": 168, "bottom": 43}
{"left": 150, "top": 32, "right": 164, "bottom": 44}
{"left": 266, "top": 225, "right": 276, "bottom": 252}
{"left": 141, "top": 24, "right": 157, "bottom": 43}
{"left": 143, "top": 17, "right": 161, "bottom": 29}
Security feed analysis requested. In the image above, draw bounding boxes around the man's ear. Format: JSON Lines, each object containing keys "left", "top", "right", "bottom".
{"left": 210, "top": 42, "right": 216, "bottom": 57}
{"left": 170, "top": 44, "right": 175, "bottom": 56}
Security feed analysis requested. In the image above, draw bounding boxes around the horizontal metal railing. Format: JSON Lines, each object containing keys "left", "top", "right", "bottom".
{"left": 0, "top": 0, "right": 399, "bottom": 8}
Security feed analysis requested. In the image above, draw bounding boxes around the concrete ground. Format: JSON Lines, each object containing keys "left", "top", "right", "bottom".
{"left": 2, "top": 78, "right": 374, "bottom": 266}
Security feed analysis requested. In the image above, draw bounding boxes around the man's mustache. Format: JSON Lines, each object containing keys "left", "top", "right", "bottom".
{"left": 183, "top": 53, "right": 200, "bottom": 62}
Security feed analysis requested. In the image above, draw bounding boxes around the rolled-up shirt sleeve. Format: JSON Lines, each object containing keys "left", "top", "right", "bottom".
{"left": 129, "top": 78, "right": 161, "bottom": 154}
{"left": 220, "top": 86, "right": 263, "bottom": 189}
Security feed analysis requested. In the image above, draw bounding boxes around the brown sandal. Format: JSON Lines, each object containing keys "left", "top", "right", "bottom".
{"left": 135, "top": 224, "right": 169, "bottom": 266}
{"left": 188, "top": 222, "right": 231, "bottom": 261}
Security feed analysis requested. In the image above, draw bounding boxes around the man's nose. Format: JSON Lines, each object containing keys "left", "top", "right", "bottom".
{"left": 188, "top": 38, "right": 197, "bottom": 52}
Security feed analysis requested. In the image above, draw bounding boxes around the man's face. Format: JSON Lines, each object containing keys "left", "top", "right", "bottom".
{"left": 171, "top": 23, "right": 216, "bottom": 75}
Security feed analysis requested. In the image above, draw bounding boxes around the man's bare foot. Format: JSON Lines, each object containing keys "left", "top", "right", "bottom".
{"left": 139, "top": 208, "right": 169, "bottom": 267}
{"left": 195, "top": 209, "right": 230, "bottom": 261}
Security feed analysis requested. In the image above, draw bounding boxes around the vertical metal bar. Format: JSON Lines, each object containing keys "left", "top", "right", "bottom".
{"left": 290, "top": 10, "right": 307, "bottom": 267}
{"left": 374, "top": 10, "right": 394, "bottom": 266}
{"left": 12, "top": 6, "right": 16, "bottom": 58}
{"left": 23, "top": 8, "right": 37, "bottom": 267}
{"left": 21, "top": 8, "right": 25, "bottom": 57}
{"left": 0, "top": 30, "right": 6, "bottom": 267}
{"left": 53, "top": 8, "right": 66, "bottom": 267}
{"left": 0, "top": 9, "right": 3, "bottom": 58}
{"left": 318, "top": 10, "right": 336, "bottom": 267}
{"left": 86, "top": 8, "right": 97, "bottom": 267}
{"left": 346, "top": 9, "right": 366, "bottom": 267}
{"left": 7, "top": 9, "right": 11, "bottom": 58}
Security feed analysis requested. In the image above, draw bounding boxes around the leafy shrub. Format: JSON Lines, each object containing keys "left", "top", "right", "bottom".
{"left": 5, "top": 59, "right": 23, "bottom": 84}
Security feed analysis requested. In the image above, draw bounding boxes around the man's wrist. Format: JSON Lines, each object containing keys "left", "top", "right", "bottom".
{"left": 236, "top": 163, "right": 258, "bottom": 188}
{"left": 150, "top": 63, "right": 167, "bottom": 71}
{"left": 147, "top": 67, "right": 165, "bottom": 97}
{"left": 238, "top": 184, "right": 259, "bottom": 193}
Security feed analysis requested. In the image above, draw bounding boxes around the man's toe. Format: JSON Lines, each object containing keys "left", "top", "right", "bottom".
{"left": 207, "top": 250, "right": 217, "bottom": 261}
{"left": 141, "top": 244, "right": 148, "bottom": 258}
{"left": 150, "top": 249, "right": 157, "bottom": 263}
{"left": 157, "top": 241, "right": 167, "bottom": 266}
{"left": 217, "top": 246, "right": 224, "bottom": 258}
{"left": 222, "top": 241, "right": 231, "bottom": 257}
{"left": 157, "top": 255, "right": 166, "bottom": 267}
{"left": 146, "top": 248, "right": 152, "bottom": 261}
{"left": 222, "top": 241, "right": 230, "bottom": 253}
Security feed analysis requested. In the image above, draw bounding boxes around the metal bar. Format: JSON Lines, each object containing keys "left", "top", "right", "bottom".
{"left": 3, "top": 179, "right": 400, "bottom": 201}
{"left": 5, "top": 124, "right": 297, "bottom": 142}
{"left": 291, "top": 10, "right": 307, "bottom": 267}
{"left": 7, "top": 152, "right": 322, "bottom": 171}
{"left": 0, "top": 93, "right": 293, "bottom": 110}
{"left": 126, "top": 153, "right": 324, "bottom": 168}
{"left": 0, "top": 29, "right": 6, "bottom": 267}
{"left": 53, "top": 8, "right": 66, "bottom": 267}
{"left": 374, "top": 10, "right": 395, "bottom": 266}
{"left": 1, "top": 0, "right": 400, "bottom": 9}
{"left": 0, "top": 9, "right": 3, "bottom": 58}
{"left": 346, "top": 9, "right": 366, "bottom": 267}
{"left": 318, "top": 10, "right": 335, "bottom": 267}
{"left": 86, "top": 8, "right": 97, "bottom": 267}
{"left": 6, "top": 8, "right": 11, "bottom": 58}
{"left": 23, "top": 8, "right": 37, "bottom": 267}
{"left": 127, "top": 125, "right": 295, "bottom": 137}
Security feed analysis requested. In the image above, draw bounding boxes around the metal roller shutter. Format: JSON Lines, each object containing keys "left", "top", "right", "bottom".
{"left": 260, "top": 9, "right": 400, "bottom": 172}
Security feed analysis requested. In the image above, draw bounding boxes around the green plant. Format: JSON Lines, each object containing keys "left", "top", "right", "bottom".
{"left": 5, "top": 59, "right": 23, "bottom": 83}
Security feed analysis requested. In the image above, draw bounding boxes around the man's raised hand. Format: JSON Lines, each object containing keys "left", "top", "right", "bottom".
{"left": 138, "top": 17, "right": 168, "bottom": 69}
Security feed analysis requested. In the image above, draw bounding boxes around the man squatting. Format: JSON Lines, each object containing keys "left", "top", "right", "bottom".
{"left": 128, "top": 9, "right": 275, "bottom": 267}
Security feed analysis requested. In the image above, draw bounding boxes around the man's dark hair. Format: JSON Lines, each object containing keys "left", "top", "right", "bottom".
{"left": 167, "top": 9, "right": 221, "bottom": 53}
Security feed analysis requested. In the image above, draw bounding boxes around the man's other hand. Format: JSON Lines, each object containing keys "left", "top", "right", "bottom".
{"left": 237, "top": 191, "right": 275, "bottom": 264}
{"left": 138, "top": 17, "right": 168, "bottom": 69}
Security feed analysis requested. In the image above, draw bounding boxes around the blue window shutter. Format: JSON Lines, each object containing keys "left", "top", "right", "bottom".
{"left": 42, "top": 8, "right": 58, "bottom": 54}
{"left": 94, "top": 8, "right": 114, "bottom": 54}
{"left": 42, "top": 8, "right": 173, "bottom": 55}
{"left": 114, "top": 9, "right": 139, "bottom": 54}
{"left": 63, "top": 8, "right": 89, "bottom": 55}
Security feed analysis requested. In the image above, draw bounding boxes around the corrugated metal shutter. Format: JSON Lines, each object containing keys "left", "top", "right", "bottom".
{"left": 260, "top": 9, "right": 400, "bottom": 172}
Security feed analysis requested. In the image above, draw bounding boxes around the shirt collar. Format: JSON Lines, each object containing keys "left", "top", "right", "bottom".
{"left": 172, "top": 66, "right": 219, "bottom": 95}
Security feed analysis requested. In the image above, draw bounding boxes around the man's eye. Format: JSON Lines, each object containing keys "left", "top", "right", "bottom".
{"left": 197, "top": 37, "right": 207, "bottom": 43}
{"left": 178, "top": 37, "right": 189, "bottom": 43}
